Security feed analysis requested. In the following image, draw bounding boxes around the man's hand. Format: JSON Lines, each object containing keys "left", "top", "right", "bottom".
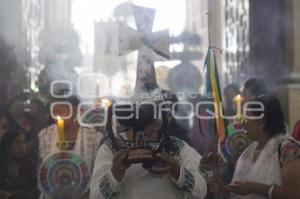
{"left": 207, "top": 176, "right": 229, "bottom": 198}
{"left": 111, "top": 150, "right": 131, "bottom": 182}
{"left": 146, "top": 153, "right": 181, "bottom": 180}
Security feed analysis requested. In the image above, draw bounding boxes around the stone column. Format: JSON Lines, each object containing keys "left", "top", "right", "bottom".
{"left": 280, "top": 0, "right": 300, "bottom": 130}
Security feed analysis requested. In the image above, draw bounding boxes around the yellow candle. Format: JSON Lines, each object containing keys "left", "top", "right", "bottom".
{"left": 233, "top": 94, "right": 242, "bottom": 122}
{"left": 57, "top": 116, "right": 65, "bottom": 144}
{"left": 101, "top": 98, "right": 112, "bottom": 108}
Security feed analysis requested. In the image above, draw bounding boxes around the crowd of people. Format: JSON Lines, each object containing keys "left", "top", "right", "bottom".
{"left": 0, "top": 96, "right": 51, "bottom": 199}
{"left": 0, "top": 78, "right": 300, "bottom": 199}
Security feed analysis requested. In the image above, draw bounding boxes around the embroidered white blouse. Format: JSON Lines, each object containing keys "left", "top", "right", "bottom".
{"left": 230, "top": 134, "right": 300, "bottom": 199}
{"left": 38, "top": 124, "right": 104, "bottom": 198}
{"left": 90, "top": 136, "right": 207, "bottom": 199}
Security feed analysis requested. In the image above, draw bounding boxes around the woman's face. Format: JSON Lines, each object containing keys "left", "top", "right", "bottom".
{"left": 9, "top": 134, "right": 26, "bottom": 160}
{"left": 53, "top": 104, "right": 76, "bottom": 128}
{"left": 53, "top": 104, "right": 71, "bottom": 118}
{"left": 242, "top": 112, "right": 264, "bottom": 141}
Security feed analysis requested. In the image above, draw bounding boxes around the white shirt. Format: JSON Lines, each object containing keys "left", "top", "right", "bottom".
{"left": 90, "top": 136, "right": 207, "bottom": 199}
{"left": 230, "top": 134, "right": 296, "bottom": 199}
{"left": 38, "top": 124, "right": 104, "bottom": 198}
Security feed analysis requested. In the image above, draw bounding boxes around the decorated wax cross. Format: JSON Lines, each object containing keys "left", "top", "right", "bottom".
{"left": 118, "top": 5, "right": 170, "bottom": 90}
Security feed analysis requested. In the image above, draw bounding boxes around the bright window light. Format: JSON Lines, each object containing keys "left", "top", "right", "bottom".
{"left": 72, "top": 0, "right": 186, "bottom": 57}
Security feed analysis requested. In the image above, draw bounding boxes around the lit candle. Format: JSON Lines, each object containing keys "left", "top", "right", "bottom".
{"left": 101, "top": 98, "right": 112, "bottom": 108}
{"left": 57, "top": 116, "right": 65, "bottom": 144}
{"left": 233, "top": 94, "right": 242, "bottom": 123}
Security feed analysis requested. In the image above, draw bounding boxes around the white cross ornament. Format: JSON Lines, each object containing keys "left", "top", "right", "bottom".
{"left": 118, "top": 5, "right": 170, "bottom": 90}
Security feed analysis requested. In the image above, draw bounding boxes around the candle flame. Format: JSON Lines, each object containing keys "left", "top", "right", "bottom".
{"left": 96, "top": 78, "right": 100, "bottom": 84}
{"left": 101, "top": 98, "right": 112, "bottom": 107}
{"left": 57, "top": 116, "right": 62, "bottom": 120}
{"left": 233, "top": 94, "right": 241, "bottom": 103}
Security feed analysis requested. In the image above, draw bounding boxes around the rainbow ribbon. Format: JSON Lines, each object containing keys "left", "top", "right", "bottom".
{"left": 204, "top": 48, "right": 228, "bottom": 142}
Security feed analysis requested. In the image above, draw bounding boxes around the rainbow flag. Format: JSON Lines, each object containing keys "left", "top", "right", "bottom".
{"left": 204, "top": 48, "right": 228, "bottom": 142}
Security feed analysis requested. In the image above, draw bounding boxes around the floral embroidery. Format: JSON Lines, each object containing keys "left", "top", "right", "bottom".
{"left": 104, "top": 136, "right": 133, "bottom": 154}
{"left": 104, "top": 138, "right": 116, "bottom": 153}
{"left": 163, "top": 136, "right": 184, "bottom": 156}
{"left": 180, "top": 168, "right": 195, "bottom": 193}
{"left": 280, "top": 140, "right": 300, "bottom": 165}
{"left": 99, "top": 174, "right": 113, "bottom": 199}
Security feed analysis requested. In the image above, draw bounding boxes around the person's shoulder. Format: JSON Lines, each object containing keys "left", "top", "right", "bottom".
{"left": 279, "top": 135, "right": 300, "bottom": 163}
{"left": 102, "top": 134, "right": 140, "bottom": 153}
{"left": 38, "top": 124, "right": 56, "bottom": 138}
{"left": 164, "top": 136, "right": 186, "bottom": 155}
{"left": 281, "top": 139, "right": 300, "bottom": 152}
{"left": 100, "top": 135, "right": 127, "bottom": 154}
{"left": 278, "top": 134, "right": 299, "bottom": 150}
{"left": 169, "top": 135, "right": 187, "bottom": 145}
{"left": 239, "top": 141, "right": 257, "bottom": 159}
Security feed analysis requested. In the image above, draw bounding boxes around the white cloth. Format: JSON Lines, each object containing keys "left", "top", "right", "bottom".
{"left": 90, "top": 136, "right": 207, "bottom": 199}
{"left": 230, "top": 134, "right": 294, "bottom": 199}
{"left": 38, "top": 124, "right": 104, "bottom": 199}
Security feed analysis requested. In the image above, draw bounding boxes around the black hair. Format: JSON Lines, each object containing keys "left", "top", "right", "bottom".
{"left": 106, "top": 88, "right": 180, "bottom": 150}
{"left": 248, "top": 95, "right": 286, "bottom": 137}
{"left": 4, "top": 102, "right": 33, "bottom": 135}
{"left": 0, "top": 109, "right": 10, "bottom": 122}
{"left": 244, "top": 78, "right": 268, "bottom": 97}
{"left": 224, "top": 83, "right": 240, "bottom": 95}
{"left": 30, "top": 98, "right": 46, "bottom": 112}
{"left": 6, "top": 95, "right": 26, "bottom": 118}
